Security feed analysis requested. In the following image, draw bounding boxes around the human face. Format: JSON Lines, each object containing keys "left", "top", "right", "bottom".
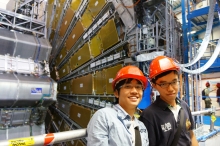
{"left": 152, "top": 71, "right": 179, "bottom": 105}
{"left": 114, "top": 79, "right": 143, "bottom": 110}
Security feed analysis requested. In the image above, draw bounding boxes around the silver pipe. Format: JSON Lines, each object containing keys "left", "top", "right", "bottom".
{"left": 0, "top": 129, "right": 87, "bottom": 146}
{"left": 192, "top": 107, "right": 220, "bottom": 116}
{"left": 192, "top": 109, "right": 212, "bottom": 116}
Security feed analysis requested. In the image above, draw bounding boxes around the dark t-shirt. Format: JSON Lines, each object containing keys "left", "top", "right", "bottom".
{"left": 217, "top": 88, "right": 220, "bottom": 102}
{"left": 139, "top": 97, "right": 194, "bottom": 146}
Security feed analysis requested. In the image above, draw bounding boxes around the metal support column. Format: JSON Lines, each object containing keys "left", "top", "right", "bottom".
{"left": 181, "top": 0, "right": 190, "bottom": 105}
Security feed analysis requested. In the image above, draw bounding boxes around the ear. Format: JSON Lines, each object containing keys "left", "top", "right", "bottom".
{"left": 114, "top": 90, "right": 119, "bottom": 98}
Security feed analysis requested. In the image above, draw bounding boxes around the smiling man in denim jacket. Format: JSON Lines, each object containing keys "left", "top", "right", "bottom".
{"left": 87, "top": 66, "right": 149, "bottom": 146}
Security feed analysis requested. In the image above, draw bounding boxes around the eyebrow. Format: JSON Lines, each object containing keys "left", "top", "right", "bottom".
{"left": 157, "top": 79, "right": 178, "bottom": 83}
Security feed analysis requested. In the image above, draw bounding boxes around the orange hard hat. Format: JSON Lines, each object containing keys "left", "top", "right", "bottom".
{"left": 149, "top": 56, "right": 179, "bottom": 79}
{"left": 206, "top": 82, "right": 210, "bottom": 87}
{"left": 217, "top": 83, "right": 220, "bottom": 88}
{"left": 112, "top": 65, "right": 147, "bottom": 90}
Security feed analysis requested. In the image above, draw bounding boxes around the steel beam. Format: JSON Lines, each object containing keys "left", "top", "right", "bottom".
{"left": 192, "top": 23, "right": 220, "bottom": 37}
{"left": 181, "top": 0, "right": 190, "bottom": 105}
{"left": 187, "top": 4, "right": 218, "bottom": 20}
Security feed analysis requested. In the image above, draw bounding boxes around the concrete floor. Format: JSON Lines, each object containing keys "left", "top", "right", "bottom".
{"left": 197, "top": 125, "right": 220, "bottom": 146}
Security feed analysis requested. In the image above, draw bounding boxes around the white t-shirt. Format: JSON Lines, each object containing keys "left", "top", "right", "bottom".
{"left": 168, "top": 104, "right": 181, "bottom": 122}
{"left": 129, "top": 120, "right": 139, "bottom": 146}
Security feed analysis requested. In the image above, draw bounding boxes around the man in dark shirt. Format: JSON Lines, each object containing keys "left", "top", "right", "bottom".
{"left": 139, "top": 56, "right": 198, "bottom": 146}
{"left": 216, "top": 83, "right": 220, "bottom": 106}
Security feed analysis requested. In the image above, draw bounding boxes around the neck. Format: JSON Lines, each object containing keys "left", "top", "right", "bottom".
{"left": 160, "top": 96, "right": 176, "bottom": 107}
{"left": 121, "top": 106, "right": 136, "bottom": 120}
{"left": 170, "top": 101, "right": 177, "bottom": 107}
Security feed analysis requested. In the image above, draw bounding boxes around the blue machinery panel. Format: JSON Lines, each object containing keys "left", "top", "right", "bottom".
{"left": 200, "top": 57, "right": 220, "bottom": 74}
{"left": 138, "top": 79, "right": 151, "bottom": 110}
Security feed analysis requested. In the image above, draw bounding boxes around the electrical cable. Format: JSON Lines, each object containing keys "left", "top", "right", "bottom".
{"left": 180, "top": 39, "right": 220, "bottom": 74}
{"left": 177, "top": 0, "right": 216, "bottom": 67}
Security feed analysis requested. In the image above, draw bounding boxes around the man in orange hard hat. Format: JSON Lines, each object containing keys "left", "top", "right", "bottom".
{"left": 203, "top": 82, "right": 214, "bottom": 108}
{"left": 139, "top": 56, "right": 198, "bottom": 146}
{"left": 87, "top": 65, "right": 149, "bottom": 146}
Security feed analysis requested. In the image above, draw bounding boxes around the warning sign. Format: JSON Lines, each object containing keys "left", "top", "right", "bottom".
{"left": 211, "top": 114, "right": 216, "bottom": 122}
{"left": 9, "top": 137, "right": 35, "bottom": 146}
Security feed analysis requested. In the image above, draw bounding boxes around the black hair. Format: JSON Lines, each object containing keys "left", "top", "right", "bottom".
{"left": 151, "top": 70, "right": 179, "bottom": 84}
{"left": 114, "top": 78, "right": 142, "bottom": 104}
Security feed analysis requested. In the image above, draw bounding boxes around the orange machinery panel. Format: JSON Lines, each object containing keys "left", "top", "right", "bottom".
{"left": 69, "top": 52, "right": 78, "bottom": 71}
{"left": 104, "top": 64, "right": 123, "bottom": 94}
{"left": 55, "top": 47, "right": 67, "bottom": 66}
{"left": 71, "top": 72, "right": 105, "bottom": 94}
{"left": 80, "top": 8, "right": 93, "bottom": 29}
{"left": 58, "top": 0, "right": 66, "bottom": 4}
{"left": 99, "top": 19, "right": 119, "bottom": 51}
{"left": 59, "top": 8, "right": 75, "bottom": 37}
{"left": 57, "top": 98, "right": 72, "bottom": 116}
{"left": 48, "top": 0, "right": 55, "bottom": 4}
{"left": 70, "top": 0, "right": 82, "bottom": 11}
{"left": 88, "top": 0, "right": 106, "bottom": 18}
{"left": 65, "top": 21, "right": 84, "bottom": 51}
{"left": 59, "top": 120, "right": 70, "bottom": 132}
{"left": 69, "top": 104, "right": 92, "bottom": 128}
{"left": 93, "top": 70, "right": 105, "bottom": 94}
{"left": 73, "top": 43, "right": 91, "bottom": 69}
{"left": 70, "top": 39, "right": 102, "bottom": 71}
{"left": 58, "top": 80, "right": 71, "bottom": 94}
{"left": 89, "top": 33, "right": 103, "bottom": 58}
{"left": 71, "top": 74, "right": 93, "bottom": 94}
{"left": 58, "top": 62, "right": 70, "bottom": 79}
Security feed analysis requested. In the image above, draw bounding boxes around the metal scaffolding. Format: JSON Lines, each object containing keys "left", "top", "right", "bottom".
{"left": 0, "top": 0, "right": 47, "bottom": 37}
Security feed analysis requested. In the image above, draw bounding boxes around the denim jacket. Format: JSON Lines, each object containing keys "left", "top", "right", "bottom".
{"left": 87, "top": 104, "right": 149, "bottom": 146}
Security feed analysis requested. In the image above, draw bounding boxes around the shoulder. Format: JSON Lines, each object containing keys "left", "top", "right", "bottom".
{"left": 137, "top": 120, "right": 147, "bottom": 129}
{"left": 94, "top": 107, "right": 116, "bottom": 116}
{"left": 179, "top": 99, "right": 188, "bottom": 106}
{"left": 180, "top": 99, "right": 189, "bottom": 109}
{"left": 142, "top": 103, "right": 158, "bottom": 115}
{"left": 140, "top": 103, "right": 159, "bottom": 122}
{"left": 89, "top": 107, "right": 116, "bottom": 124}
{"left": 179, "top": 99, "right": 192, "bottom": 114}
